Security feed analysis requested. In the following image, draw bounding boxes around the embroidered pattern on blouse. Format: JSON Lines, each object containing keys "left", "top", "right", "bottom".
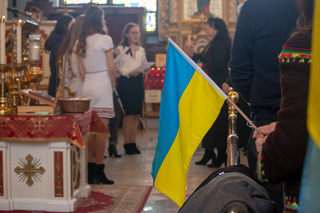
{"left": 257, "top": 152, "right": 269, "bottom": 183}
{"left": 279, "top": 46, "right": 313, "bottom": 64}
{"left": 284, "top": 195, "right": 299, "bottom": 213}
{"left": 91, "top": 107, "right": 115, "bottom": 118}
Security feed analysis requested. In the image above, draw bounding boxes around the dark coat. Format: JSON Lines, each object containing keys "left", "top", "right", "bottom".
{"left": 192, "top": 39, "right": 229, "bottom": 149}
{"left": 229, "top": 0, "right": 299, "bottom": 121}
{"left": 45, "top": 32, "right": 63, "bottom": 97}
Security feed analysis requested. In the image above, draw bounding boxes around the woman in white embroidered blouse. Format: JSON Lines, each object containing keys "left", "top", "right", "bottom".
{"left": 75, "top": 6, "right": 116, "bottom": 185}
{"left": 115, "top": 23, "right": 148, "bottom": 155}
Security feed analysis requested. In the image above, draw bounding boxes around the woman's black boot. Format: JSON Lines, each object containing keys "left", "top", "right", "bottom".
{"left": 108, "top": 145, "right": 121, "bottom": 158}
{"left": 131, "top": 143, "right": 141, "bottom": 154}
{"left": 93, "top": 164, "right": 114, "bottom": 184}
{"left": 208, "top": 149, "right": 227, "bottom": 168}
{"left": 124, "top": 144, "right": 135, "bottom": 155}
{"left": 88, "top": 162, "right": 95, "bottom": 184}
{"left": 195, "top": 149, "right": 216, "bottom": 165}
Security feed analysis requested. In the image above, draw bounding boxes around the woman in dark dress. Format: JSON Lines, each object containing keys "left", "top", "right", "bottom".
{"left": 185, "top": 17, "right": 231, "bottom": 167}
{"left": 45, "top": 15, "right": 74, "bottom": 97}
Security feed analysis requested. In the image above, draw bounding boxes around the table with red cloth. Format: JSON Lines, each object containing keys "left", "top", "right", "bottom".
{"left": 0, "top": 110, "right": 109, "bottom": 212}
{"left": 0, "top": 109, "right": 110, "bottom": 149}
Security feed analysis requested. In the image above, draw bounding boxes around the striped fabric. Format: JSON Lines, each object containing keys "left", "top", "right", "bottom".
{"left": 151, "top": 39, "right": 227, "bottom": 207}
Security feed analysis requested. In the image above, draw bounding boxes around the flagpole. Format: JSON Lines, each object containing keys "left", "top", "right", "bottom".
{"left": 165, "top": 35, "right": 261, "bottom": 134}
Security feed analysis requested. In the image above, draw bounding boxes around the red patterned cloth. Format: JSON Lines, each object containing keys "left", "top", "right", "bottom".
{"left": 0, "top": 110, "right": 110, "bottom": 149}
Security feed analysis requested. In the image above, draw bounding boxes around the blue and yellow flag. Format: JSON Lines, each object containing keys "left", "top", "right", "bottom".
{"left": 151, "top": 38, "right": 228, "bottom": 207}
{"left": 299, "top": 1, "right": 320, "bottom": 212}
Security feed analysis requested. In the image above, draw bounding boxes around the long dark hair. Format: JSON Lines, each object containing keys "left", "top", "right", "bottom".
{"left": 51, "top": 15, "right": 74, "bottom": 36}
{"left": 119, "top": 22, "right": 139, "bottom": 57}
{"left": 75, "top": 6, "right": 108, "bottom": 57}
{"left": 296, "top": 0, "right": 314, "bottom": 33}
{"left": 56, "top": 24, "right": 74, "bottom": 77}
{"left": 207, "top": 17, "right": 232, "bottom": 51}
{"left": 68, "top": 15, "right": 84, "bottom": 53}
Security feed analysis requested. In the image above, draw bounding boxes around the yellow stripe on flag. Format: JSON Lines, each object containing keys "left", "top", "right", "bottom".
{"left": 154, "top": 71, "right": 225, "bottom": 207}
{"left": 307, "top": 0, "right": 320, "bottom": 147}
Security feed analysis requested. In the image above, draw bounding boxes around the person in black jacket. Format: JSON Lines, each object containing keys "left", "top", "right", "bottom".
{"left": 228, "top": 0, "right": 299, "bottom": 210}
{"left": 185, "top": 17, "right": 230, "bottom": 168}
{"left": 45, "top": 15, "right": 74, "bottom": 97}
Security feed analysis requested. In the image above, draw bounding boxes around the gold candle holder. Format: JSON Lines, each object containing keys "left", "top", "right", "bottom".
{"left": 7, "top": 63, "right": 27, "bottom": 113}
{"left": 27, "top": 34, "right": 43, "bottom": 89}
{"left": 0, "top": 64, "right": 11, "bottom": 115}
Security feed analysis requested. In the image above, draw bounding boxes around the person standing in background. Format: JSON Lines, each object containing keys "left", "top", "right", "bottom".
{"left": 115, "top": 23, "right": 148, "bottom": 155}
{"left": 76, "top": 6, "right": 116, "bottom": 184}
{"left": 185, "top": 17, "right": 230, "bottom": 168}
{"left": 69, "top": 15, "right": 85, "bottom": 98}
{"left": 45, "top": 14, "right": 74, "bottom": 97}
{"left": 253, "top": 0, "right": 313, "bottom": 211}
{"left": 229, "top": 0, "right": 299, "bottom": 210}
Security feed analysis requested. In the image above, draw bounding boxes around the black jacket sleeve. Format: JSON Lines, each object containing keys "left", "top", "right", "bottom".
{"left": 229, "top": 1, "right": 254, "bottom": 102}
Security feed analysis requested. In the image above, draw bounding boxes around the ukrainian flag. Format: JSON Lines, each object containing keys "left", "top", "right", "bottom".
{"left": 151, "top": 38, "right": 228, "bottom": 207}
{"left": 299, "top": 1, "right": 320, "bottom": 212}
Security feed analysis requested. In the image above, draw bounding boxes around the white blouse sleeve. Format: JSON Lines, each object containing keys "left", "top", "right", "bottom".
{"left": 115, "top": 45, "right": 130, "bottom": 77}
{"left": 101, "top": 35, "right": 114, "bottom": 52}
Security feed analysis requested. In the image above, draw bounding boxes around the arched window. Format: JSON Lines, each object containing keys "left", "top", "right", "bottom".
{"left": 63, "top": 0, "right": 157, "bottom": 32}
{"left": 113, "top": 0, "right": 157, "bottom": 32}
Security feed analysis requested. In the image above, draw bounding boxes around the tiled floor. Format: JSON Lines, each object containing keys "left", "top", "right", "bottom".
{"left": 104, "top": 118, "right": 248, "bottom": 213}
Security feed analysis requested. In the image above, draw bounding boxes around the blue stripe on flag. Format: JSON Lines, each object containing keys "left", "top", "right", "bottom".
{"left": 298, "top": 136, "right": 320, "bottom": 212}
{"left": 151, "top": 44, "right": 196, "bottom": 179}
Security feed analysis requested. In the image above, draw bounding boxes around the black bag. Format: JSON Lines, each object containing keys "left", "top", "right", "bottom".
{"left": 179, "top": 165, "right": 280, "bottom": 213}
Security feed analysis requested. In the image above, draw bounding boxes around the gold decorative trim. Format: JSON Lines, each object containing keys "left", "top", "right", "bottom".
{"left": 227, "top": 134, "right": 239, "bottom": 140}
{"left": 14, "top": 154, "right": 45, "bottom": 187}
{"left": 159, "top": 0, "right": 170, "bottom": 34}
{"left": 54, "top": 152, "right": 63, "bottom": 197}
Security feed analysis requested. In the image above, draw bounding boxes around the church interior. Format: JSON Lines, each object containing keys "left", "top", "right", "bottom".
{"left": 0, "top": 0, "right": 319, "bottom": 212}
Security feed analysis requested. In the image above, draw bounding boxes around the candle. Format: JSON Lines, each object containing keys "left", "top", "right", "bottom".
{"left": 144, "top": 73, "right": 148, "bottom": 82}
{"left": 150, "top": 68, "right": 155, "bottom": 73}
{"left": 160, "top": 79, "right": 164, "bottom": 89}
{"left": 162, "top": 68, "right": 165, "bottom": 74}
{"left": 156, "top": 73, "right": 160, "bottom": 80}
{"left": 157, "top": 67, "right": 161, "bottom": 74}
{"left": 150, "top": 73, "right": 155, "bottom": 81}
{"left": 144, "top": 81, "right": 147, "bottom": 89}
{"left": 17, "top": 20, "right": 22, "bottom": 63}
{"left": 155, "top": 80, "right": 159, "bottom": 89}
{"left": 161, "top": 73, "right": 165, "bottom": 79}
{"left": 1, "top": 16, "right": 5, "bottom": 64}
{"left": 149, "top": 80, "right": 153, "bottom": 89}
{"left": 30, "top": 43, "right": 40, "bottom": 62}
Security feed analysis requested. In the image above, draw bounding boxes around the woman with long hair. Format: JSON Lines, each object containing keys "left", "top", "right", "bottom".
{"left": 185, "top": 17, "right": 231, "bottom": 167}
{"left": 56, "top": 15, "right": 85, "bottom": 98}
{"left": 55, "top": 24, "right": 73, "bottom": 98}
{"left": 76, "top": 6, "right": 116, "bottom": 184}
{"left": 69, "top": 15, "right": 85, "bottom": 98}
{"left": 253, "top": 0, "right": 313, "bottom": 211}
{"left": 115, "top": 23, "right": 147, "bottom": 155}
{"left": 45, "top": 14, "right": 74, "bottom": 97}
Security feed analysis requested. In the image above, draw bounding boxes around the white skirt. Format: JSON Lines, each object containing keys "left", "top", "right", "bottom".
{"left": 81, "top": 71, "right": 114, "bottom": 118}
